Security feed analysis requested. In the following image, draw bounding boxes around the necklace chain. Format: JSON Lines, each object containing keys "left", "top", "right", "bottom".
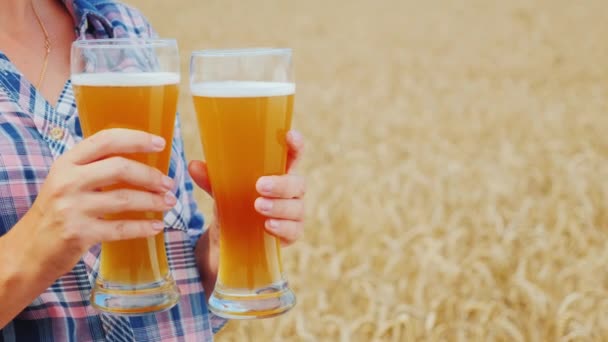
{"left": 32, "top": 1, "right": 51, "bottom": 89}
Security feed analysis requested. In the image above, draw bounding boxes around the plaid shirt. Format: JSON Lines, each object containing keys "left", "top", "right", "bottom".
{"left": 0, "top": 0, "right": 227, "bottom": 340}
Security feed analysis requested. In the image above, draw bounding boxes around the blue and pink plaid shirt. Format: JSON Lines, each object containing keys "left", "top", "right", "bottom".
{"left": 0, "top": 0, "right": 227, "bottom": 340}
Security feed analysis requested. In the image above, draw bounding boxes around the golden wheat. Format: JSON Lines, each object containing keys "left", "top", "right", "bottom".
{"left": 128, "top": 0, "right": 608, "bottom": 340}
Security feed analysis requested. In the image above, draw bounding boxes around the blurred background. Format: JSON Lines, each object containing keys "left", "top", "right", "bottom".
{"left": 129, "top": 0, "right": 608, "bottom": 340}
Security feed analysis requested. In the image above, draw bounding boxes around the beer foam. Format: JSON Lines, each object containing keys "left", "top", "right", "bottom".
{"left": 71, "top": 72, "right": 180, "bottom": 86}
{"left": 191, "top": 81, "right": 295, "bottom": 98}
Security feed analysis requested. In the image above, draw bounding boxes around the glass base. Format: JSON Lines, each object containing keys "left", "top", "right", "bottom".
{"left": 208, "top": 280, "right": 296, "bottom": 319}
{"left": 91, "top": 274, "right": 181, "bottom": 316}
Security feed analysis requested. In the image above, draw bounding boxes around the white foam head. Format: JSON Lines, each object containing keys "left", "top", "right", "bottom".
{"left": 71, "top": 72, "right": 180, "bottom": 86}
{"left": 191, "top": 81, "right": 295, "bottom": 98}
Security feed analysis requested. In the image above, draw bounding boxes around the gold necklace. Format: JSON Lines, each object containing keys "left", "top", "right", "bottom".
{"left": 31, "top": 1, "right": 51, "bottom": 89}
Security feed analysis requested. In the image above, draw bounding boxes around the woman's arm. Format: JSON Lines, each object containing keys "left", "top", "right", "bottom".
{"left": 0, "top": 212, "right": 59, "bottom": 328}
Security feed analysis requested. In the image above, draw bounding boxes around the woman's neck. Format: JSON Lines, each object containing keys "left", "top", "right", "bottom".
{"left": 0, "top": 0, "right": 35, "bottom": 32}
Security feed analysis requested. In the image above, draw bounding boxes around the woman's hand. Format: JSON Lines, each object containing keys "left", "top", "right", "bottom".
{"left": 21, "top": 128, "right": 176, "bottom": 277}
{"left": 254, "top": 130, "right": 306, "bottom": 246}
{"left": 0, "top": 128, "right": 177, "bottom": 327}
{"left": 188, "top": 130, "right": 306, "bottom": 246}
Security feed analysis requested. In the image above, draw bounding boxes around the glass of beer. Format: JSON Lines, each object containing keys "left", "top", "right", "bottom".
{"left": 190, "top": 48, "right": 296, "bottom": 319}
{"left": 71, "top": 38, "right": 181, "bottom": 315}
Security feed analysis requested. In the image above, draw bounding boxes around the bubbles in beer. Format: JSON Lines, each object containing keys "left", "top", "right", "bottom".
{"left": 71, "top": 72, "right": 180, "bottom": 86}
{"left": 191, "top": 81, "right": 295, "bottom": 98}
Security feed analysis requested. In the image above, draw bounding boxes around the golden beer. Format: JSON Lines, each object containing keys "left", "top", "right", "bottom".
{"left": 72, "top": 72, "right": 180, "bottom": 314}
{"left": 192, "top": 81, "right": 294, "bottom": 308}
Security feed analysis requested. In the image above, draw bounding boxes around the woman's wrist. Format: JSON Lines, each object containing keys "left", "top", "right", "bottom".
{"left": 194, "top": 220, "right": 220, "bottom": 299}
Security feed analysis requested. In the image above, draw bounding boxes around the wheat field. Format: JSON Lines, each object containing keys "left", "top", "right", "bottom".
{"left": 128, "top": 0, "right": 608, "bottom": 340}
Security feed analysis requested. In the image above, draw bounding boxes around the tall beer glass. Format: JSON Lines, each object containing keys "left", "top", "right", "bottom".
{"left": 190, "top": 48, "right": 296, "bottom": 319}
{"left": 71, "top": 39, "right": 181, "bottom": 315}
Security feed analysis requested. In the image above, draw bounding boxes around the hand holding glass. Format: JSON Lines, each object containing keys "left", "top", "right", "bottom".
{"left": 71, "top": 38, "right": 181, "bottom": 315}
{"left": 190, "top": 48, "right": 296, "bottom": 319}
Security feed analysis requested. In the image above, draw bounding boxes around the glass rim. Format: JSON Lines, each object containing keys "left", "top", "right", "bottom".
{"left": 72, "top": 38, "right": 177, "bottom": 49}
{"left": 191, "top": 48, "right": 292, "bottom": 57}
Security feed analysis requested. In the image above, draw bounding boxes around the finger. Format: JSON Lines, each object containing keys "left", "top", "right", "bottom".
{"left": 94, "top": 219, "right": 165, "bottom": 242}
{"left": 84, "top": 189, "right": 176, "bottom": 215}
{"left": 264, "top": 219, "right": 303, "bottom": 247}
{"left": 254, "top": 197, "right": 304, "bottom": 221}
{"left": 66, "top": 128, "right": 166, "bottom": 165}
{"left": 256, "top": 174, "right": 306, "bottom": 199}
{"left": 188, "top": 160, "right": 212, "bottom": 195}
{"left": 286, "top": 130, "right": 304, "bottom": 172}
{"left": 79, "top": 157, "right": 174, "bottom": 192}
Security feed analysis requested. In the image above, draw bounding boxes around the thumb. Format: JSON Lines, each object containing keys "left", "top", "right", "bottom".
{"left": 188, "top": 160, "right": 212, "bottom": 196}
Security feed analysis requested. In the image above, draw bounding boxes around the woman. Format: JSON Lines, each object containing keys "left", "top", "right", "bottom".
{"left": 0, "top": 0, "right": 306, "bottom": 340}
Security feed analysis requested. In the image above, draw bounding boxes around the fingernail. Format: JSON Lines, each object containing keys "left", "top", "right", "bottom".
{"left": 289, "top": 130, "right": 303, "bottom": 145}
{"left": 258, "top": 178, "right": 274, "bottom": 193}
{"left": 266, "top": 219, "right": 280, "bottom": 232}
{"left": 152, "top": 136, "right": 166, "bottom": 151}
{"left": 256, "top": 198, "right": 273, "bottom": 212}
{"left": 164, "top": 192, "right": 177, "bottom": 206}
{"left": 152, "top": 221, "right": 165, "bottom": 231}
{"left": 161, "top": 176, "right": 174, "bottom": 190}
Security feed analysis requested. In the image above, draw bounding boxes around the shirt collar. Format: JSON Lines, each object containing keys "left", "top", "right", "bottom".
{"left": 61, "top": 0, "right": 114, "bottom": 39}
